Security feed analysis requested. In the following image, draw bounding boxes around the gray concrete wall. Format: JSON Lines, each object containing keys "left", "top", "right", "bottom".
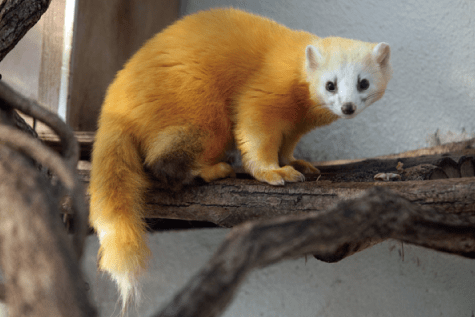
{"left": 84, "top": 229, "right": 475, "bottom": 316}
{"left": 0, "top": 21, "right": 42, "bottom": 101}
{"left": 183, "top": 0, "right": 475, "bottom": 161}
{"left": 2, "top": 1, "right": 474, "bottom": 160}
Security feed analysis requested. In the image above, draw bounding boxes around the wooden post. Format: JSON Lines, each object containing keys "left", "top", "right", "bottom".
{"left": 67, "top": 0, "right": 180, "bottom": 131}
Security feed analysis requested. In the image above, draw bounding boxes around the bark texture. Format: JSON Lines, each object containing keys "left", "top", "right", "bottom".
{"left": 143, "top": 153, "right": 475, "bottom": 227}
{"left": 0, "top": 145, "right": 96, "bottom": 317}
{"left": 153, "top": 186, "right": 475, "bottom": 317}
{"left": 0, "top": 0, "right": 52, "bottom": 62}
{"left": 0, "top": 2, "right": 93, "bottom": 314}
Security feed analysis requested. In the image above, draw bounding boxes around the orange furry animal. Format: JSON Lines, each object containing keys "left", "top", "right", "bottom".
{"left": 89, "top": 7, "right": 392, "bottom": 310}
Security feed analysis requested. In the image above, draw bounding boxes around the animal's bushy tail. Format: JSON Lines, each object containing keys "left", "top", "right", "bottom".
{"left": 89, "top": 122, "right": 151, "bottom": 310}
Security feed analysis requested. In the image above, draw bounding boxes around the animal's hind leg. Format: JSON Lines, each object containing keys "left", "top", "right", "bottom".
{"left": 144, "top": 126, "right": 235, "bottom": 189}
{"left": 144, "top": 127, "right": 200, "bottom": 190}
{"left": 192, "top": 125, "right": 236, "bottom": 182}
{"left": 196, "top": 161, "right": 235, "bottom": 182}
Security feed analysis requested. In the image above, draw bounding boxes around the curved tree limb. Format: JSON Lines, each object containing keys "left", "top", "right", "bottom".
{"left": 0, "top": 0, "right": 85, "bottom": 256}
{"left": 0, "top": 145, "right": 96, "bottom": 317}
{"left": 153, "top": 186, "right": 475, "bottom": 317}
{"left": 0, "top": 91, "right": 89, "bottom": 308}
{"left": 0, "top": 0, "right": 93, "bottom": 312}
{"left": 0, "top": 124, "right": 88, "bottom": 258}
{"left": 0, "top": 81, "right": 79, "bottom": 170}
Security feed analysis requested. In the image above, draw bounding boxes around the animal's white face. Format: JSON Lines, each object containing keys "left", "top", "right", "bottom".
{"left": 305, "top": 38, "right": 392, "bottom": 119}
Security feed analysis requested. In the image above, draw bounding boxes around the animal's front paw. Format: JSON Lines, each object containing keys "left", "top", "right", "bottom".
{"left": 288, "top": 159, "right": 320, "bottom": 174}
{"left": 253, "top": 166, "right": 305, "bottom": 186}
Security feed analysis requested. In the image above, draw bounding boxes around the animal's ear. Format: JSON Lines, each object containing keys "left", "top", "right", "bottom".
{"left": 305, "top": 45, "right": 322, "bottom": 73}
{"left": 373, "top": 42, "right": 391, "bottom": 66}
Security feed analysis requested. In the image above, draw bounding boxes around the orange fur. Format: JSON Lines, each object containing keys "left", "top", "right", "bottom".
{"left": 89, "top": 7, "right": 392, "bottom": 311}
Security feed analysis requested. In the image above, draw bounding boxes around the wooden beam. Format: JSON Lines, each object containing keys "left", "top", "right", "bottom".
{"left": 39, "top": 131, "right": 93, "bottom": 159}
{"left": 38, "top": 0, "right": 66, "bottom": 115}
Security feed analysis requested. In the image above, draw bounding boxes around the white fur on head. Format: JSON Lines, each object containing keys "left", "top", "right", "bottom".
{"left": 373, "top": 42, "right": 391, "bottom": 66}
{"left": 304, "top": 39, "right": 392, "bottom": 119}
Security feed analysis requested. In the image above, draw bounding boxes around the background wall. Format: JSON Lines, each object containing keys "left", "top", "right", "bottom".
{"left": 183, "top": 0, "right": 475, "bottom": 161}
{"left": 83, "top": 229, "right": 475, "bottom": 317}
{"left": 2, "top": 0, "right": 473, "bottom": 160}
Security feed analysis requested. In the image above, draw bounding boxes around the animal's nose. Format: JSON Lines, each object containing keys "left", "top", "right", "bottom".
{"left": 341, "top": 102, "right": 356, "bottom": 115}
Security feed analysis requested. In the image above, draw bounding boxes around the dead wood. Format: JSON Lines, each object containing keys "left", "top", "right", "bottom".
{"left": 0, "top": 82, "right": 92, "bottom": 315}
{"left": 0, "top": 0, "right": 52, "bottom": 62}
{"left": 153, "top": 186, "right": 475, "bottom": 317}
{"left": 0, "top": 80, "right": 87, "bottom": 258}
{"left": 0, "top": 0, "right": 92, "bottom": 311}
{"left": 314, "top": 150, "right": 475, "bottom": 182}
{"left": 64, "top": 146, "right": 475, "bottom": 227}
{"left": 0, "top": 145, "right": 96, "bottom": 317}
{"left": 0, "top": 92, "right": 93, "bottom": 314}
{"left": 0, "top": 88, "right": 93, "bottom": 314}
{"left": 0, "top": 81, "right": 79, "bottom": 170}
{"left": 144, "top": 176, "right": 475, "bottom": 228}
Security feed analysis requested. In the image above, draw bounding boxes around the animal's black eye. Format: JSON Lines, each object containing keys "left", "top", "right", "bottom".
{"left": 326, "top": 81, "right": 336, "bottom": 92}
{"left": 358, "top": 78, "right": 370, "bottom": 91}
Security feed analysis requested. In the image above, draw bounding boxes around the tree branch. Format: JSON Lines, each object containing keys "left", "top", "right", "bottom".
{"left": 0, "top": 0, "right": 52, "bottom": 62}
{"left": 0, "top": 1, "right": 90, "bottom": 311}
{"left": 0, "top": 145, "right": 96, "bottom": 317}
{"left": 0, "top": 123, "right": 88, "bottom": 258}
{"left": 143, "top": 176, "right": 475, "bottom": 227}
{"left": 0, "top": 81, "right": 87, "bottom": 261}
{"left": 153, "top": 187, "right": 475, "bottom": 317}
{"left": 0, "top": 81, "right": 79, "bottom": 170}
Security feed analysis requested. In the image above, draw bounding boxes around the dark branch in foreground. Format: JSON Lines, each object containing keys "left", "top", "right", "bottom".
{"left": 0, "top": 80, "right": 87, "bottom": 259}
{"left": 153, "top": 187, "right": 475, "bottom": 317}
{"left": 0, "top": 145, "right": 96, "bottom": 317}
{"left": 0, "top": 83, "right": 93, "bottom": 314}
{"left": 0, "top": 0, "right": 91, "bottom": 307}
{"left": 0, "top": 81, "right": 79, "bottom": 170}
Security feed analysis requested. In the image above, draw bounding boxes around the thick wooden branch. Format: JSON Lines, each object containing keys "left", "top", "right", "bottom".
{"left": 71, "top": 145, "right": 475, "bottom": 227}
{"left": 64, "top": 139, "right": 475, "bottom": 227}
{"left": 145, "top": 176, "right": 475, "bottom": 227}
{"left": 0, "top": 145, "right": 97, "bottom": 317}
{"left": 153, "top": 186, "right": 475, "bottom": 317}
{"left": 0, "top": 80, "right": 87, "bottom": 258}
{"left": 0, "top": 81, "right": 79, "bottom": 170}
{"left": 0, "top": 0, "right": 52, "bottom": 62}
{"left": 0, "top": 5, "right": 91, "bottom": 309}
